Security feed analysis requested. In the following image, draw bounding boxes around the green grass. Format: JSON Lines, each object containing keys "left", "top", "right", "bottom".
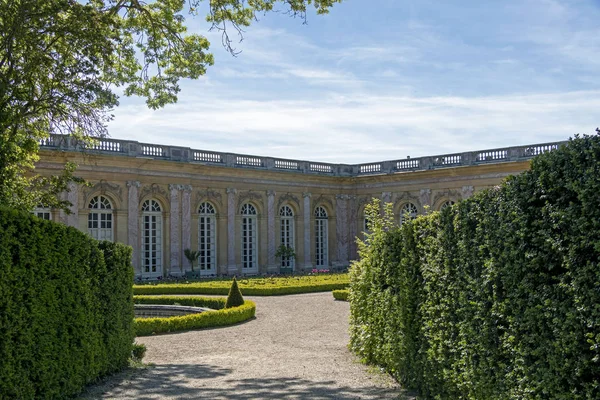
{"left": 133, "top": 273, "right": 350, "bottom": 296}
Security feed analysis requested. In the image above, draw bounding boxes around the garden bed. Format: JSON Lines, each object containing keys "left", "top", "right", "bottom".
{"left": 133, "top": 273, "right": 350, "bottom": 296}
{"left": 133, "top": 295, "right": 256, "bottom": 336}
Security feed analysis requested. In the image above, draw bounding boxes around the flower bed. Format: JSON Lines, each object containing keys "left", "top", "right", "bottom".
{"left": 133, "top": 295, "right": 256, "bottom": 336}
{"left": 133, "top": 273, "right": 350, "bottom": 296}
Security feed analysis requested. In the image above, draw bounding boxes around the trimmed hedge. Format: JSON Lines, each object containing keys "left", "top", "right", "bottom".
{"left": 350, "top": 134, "right": 600, "bottom": 399}
{"left": 133, "top": 274, "right": 349, "bottom": 296}
{"left": 0, "top": 208, "right": 134, "bottom": 399}
{"left": 332, "top": 289, "right": 349, "bottom": 301}
{"left": 225, "top": 277, "right": 245, "bottom": 308}
{"left": 133, "top": 296, "right": 256, "bottom": 336}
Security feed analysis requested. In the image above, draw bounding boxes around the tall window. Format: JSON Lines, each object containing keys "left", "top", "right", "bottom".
{"left": 88, "top": 195, "right": 113, "bottom": 241}
{"left": 279, "top": 205, "right": 295, "bottom": 269}
{"left": 440, "top": 200, "right": 455, "bottom": 210}
{"left": 141, "top": 199, "right": 163, "bottom": 277}
{"left": 241, "top": 203, "right": 258, "bottom": 273}
{"left": 400, "top": 202, "right": 418, "bottom": 225}
{"left": 198, "top": 202, "right": 216, "bottom": 274}
{"left": 315, "top": 206, "right": 328, "bottom": 267}
{"left": 33, "top": 206, "right": 51, "bottom": 221}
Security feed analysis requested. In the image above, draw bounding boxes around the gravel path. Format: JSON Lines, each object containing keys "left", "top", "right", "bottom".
{"left": 80, "top": 292, "right": 411, "bottom": 399}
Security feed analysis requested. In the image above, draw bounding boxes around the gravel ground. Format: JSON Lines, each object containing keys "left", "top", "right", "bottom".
{"left": 79, "top": 292, "right": 413, "bottom": 399}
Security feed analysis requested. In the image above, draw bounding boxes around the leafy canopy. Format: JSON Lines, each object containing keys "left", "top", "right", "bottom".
{"left": 0, "top": 0, "right": 342, "bottom": 211}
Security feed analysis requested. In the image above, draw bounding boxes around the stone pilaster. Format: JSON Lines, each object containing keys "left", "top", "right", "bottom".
{"left": 181, "top": 185, "right": 192, "bottom": 271}
{"left": 381, "top": 191, "right": 392, "bottom": 204}
{"left": 66, "top": 182, "right": 79, "bottom": 228}
{"left": 169, "top": 184, "right": 181, "bottom": 275}
{"left": 420, "top": 188, "right": 432, "bottom": 212}
{"left": 335, "top": 194, "right": 350, "bottom": 267}
{"left": 127, "top": 181, "right": 141, "bottom": 273}
{"left": 266, "top": 190, "right": 277, "bottom": 272}
{"left": 226, "top": 188, "right": 237, "bottom": 274}
{"left": 462, "top": 185, "right": 474, "bottom": 199}
{"left": 302, "top": 192, "right": 312, "bottom": 268}
{"left": 348, "top": 195, "right": 358, "bottom": 260}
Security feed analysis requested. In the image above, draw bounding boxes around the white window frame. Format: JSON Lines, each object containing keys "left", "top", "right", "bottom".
{"left": 314, "top": 206, "right": 329, "bottom": 267}
{"left": 88, "top": 195, "right": 113, "bottom": 241}
{"left": 440, "top": 200, "right": 456, "bottom": 211}
{"left": 279, "top": 205, "right": 295, "bottom": 270}
{"left": 400, "top": 202, "right": 418, "bottom": 225}
{"left": 141, "top": 199, "right": 163, "bottom": 278}
{"left": 198, "top": 202, "right": 217, "bottom": 275}
{"left": 33, "top": 206, "right": 52, "bottom": 221}
{"left": 241, "top": 203, "right": 258, "bottom": 274}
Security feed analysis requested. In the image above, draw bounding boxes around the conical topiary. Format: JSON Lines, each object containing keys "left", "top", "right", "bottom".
{"left": 225, "top": 277, "right": 245, "bottom": 308}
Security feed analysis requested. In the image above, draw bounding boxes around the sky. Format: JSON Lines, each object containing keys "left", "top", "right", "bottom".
{"left": 107, "top": 0, "right": 600, "bottom": 163}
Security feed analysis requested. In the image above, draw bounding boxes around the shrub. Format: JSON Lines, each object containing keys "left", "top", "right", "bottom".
{"left": 0, "top": 208, "right": 133, "bottom": 399}
{"left": 225, "top": 277, "right": 245, "bottom": 308}
{"left": 350, "top": 134, "right": 600, "bottom": 399}
{"left": 131, "top": 343, "right": 147, "bottom": 362}
{"left": 133, "top": 296, "right": 256, "bottom": 336}
{"left": 332, "top": 289, "right": 349, "bottom": 301}
{"left": 133, "top": 274, "right": 349, "bottom": 296}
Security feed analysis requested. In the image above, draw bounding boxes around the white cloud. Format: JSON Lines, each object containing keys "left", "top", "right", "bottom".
{"left": 108, "top": 90, "right": 599, "bottom": 163}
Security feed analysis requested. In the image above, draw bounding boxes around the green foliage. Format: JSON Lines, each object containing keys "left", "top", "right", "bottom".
{"left": 183, "top": 248, "right": 201, "bottom": 272}
{"left": 275, "top": 244, "right": 296, "bottom": 259}
{"left": 133, "top": 273, "right": 349, "bottom": 296}
{"left": 332, "top": 289, "right": 349, "bottom": 301}
{"left": 350, "top": 133, "right": 600, "bottom": 399}
{"left": 0, "top": 0, "right": 341, "bottom": 211}
{"left": 133, "top": 296, "right": 256, "bottom": 336}
{"left": 225, "top": 277, "right": 245, "bottom": 308}
{"left": 0, "top": 208, "right": 134, "bottom": 399}
{"left": 131, "top": 343, "right": 147, "bottom": 362}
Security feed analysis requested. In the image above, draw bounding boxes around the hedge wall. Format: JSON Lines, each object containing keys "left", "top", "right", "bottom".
{"left": 0, "top": 209, "right": 134, "bottom": 399}
{"left": 350, "top": 134, "right": 600, "bottom": 399}
{"left": 133, "top": 296, "right": 256, "bottom": 336}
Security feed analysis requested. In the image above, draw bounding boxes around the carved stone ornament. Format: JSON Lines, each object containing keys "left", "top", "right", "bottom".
{"left": 393, "top": 191, "right": 421, "bottom": 209}
{"left": 83, "top": 180, "right": 123, "bottom": 205}
{"left": 313, "top": 194, "right": 334, "bottom": 213}
{"left": 195, "top": 188, "right": 223, "bottom": 207}
{"left": 432, "top": 189, "right": 461, "bottom": 206}
{"left": 141, "top": 183, "right": 169, "bottom": 201}
{"left": 237, "top": 190, "right": 264, "bottom": 209}
{"left": 277, "top": 192, "right": 300, "bottom": 210}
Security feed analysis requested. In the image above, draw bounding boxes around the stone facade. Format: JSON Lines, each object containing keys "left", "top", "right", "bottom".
{"left": 35, "top": 136, "right": 565, "bottom": 278}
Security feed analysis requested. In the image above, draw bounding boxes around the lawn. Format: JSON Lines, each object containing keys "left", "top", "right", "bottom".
{"left": 133, "top": 273, "right": 350, "bottom": 296}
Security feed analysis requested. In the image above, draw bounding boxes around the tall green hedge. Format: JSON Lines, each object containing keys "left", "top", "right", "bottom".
{"left": 350, "top": 134, "right": 600, "bottom": 399}
{"left": 0, "top": 208, "right": 134, "bottom": 399}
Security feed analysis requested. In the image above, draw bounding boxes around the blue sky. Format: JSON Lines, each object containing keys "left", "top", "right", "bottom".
{"left": 108, "top": 0, "right": 600, "bottom": 163}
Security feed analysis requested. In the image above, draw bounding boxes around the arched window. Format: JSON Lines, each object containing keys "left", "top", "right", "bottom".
{"left": 198, "top": 202, "right": 216, "bottom": 275}
{"left": 33, "top": 206, "right": 51, "bottom": 221}
{"left": 440, "top": 200, "right": 455, "bottom": 211}
{"left": 314, "top": 206, "right": 329, "bottom": 267}
{"left": 141, "top": 199, "right": 163, "bottom": 277}
{"left": 241, "top": 203, "right": 258, "bottom": 273}
{"left": 279, "top": 205, "right": 295, "bottom": 269}
{"left": 400, "top": 202, "right": 418, "bottom": 225}
{"left": 88, "top": 195, "right": 113, "bottom": 241}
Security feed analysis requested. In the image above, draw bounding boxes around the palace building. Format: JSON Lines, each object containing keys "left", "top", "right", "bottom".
{"left": 35, "top": 135, "right": 564, "bottom": 279}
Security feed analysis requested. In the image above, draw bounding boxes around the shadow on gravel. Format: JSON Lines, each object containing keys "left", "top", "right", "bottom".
{"left": 79, "top": 364, "right": 415, "bottom": 399}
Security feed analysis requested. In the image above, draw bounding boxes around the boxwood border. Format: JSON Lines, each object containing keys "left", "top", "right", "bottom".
{"left": 133, "top": 296, "right": 256, "bottom": 336}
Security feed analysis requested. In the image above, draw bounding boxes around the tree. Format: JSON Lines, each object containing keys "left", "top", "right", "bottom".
{"left": 0, "top": 0, "right": 342, "bottom": 211}
{"left": 183, "top": 248, "right": 200, "bottom": 272}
